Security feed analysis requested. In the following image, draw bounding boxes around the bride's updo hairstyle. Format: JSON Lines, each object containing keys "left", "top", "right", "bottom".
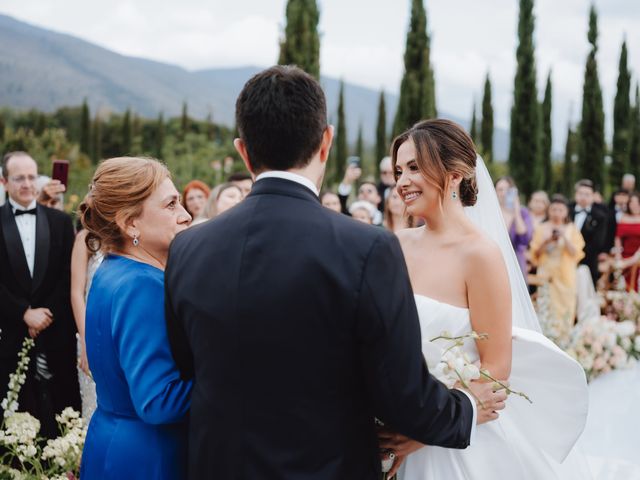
{"left": 79, "top": 157, "right": 170, "bottom": 253}
{"left": 391, "top": 119, "right": 478, "bottom": 207}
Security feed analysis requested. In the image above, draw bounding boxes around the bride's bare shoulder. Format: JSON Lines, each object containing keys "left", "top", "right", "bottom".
{"left": 460, "top": 230, "right": 506, "bottom": 278}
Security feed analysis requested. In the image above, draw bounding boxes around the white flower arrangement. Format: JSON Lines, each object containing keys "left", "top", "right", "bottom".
{"left": 564, "top": 316, "right": 636, "bottom": 381}
{"left": 0, "top": 338, "right": 86, "bottom": 480}
{"left": 425, "top": 331, "right": 531, "bottom": 405}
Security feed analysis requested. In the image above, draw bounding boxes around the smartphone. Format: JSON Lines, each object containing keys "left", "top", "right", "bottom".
{"left": 52, "top": 160, "right": 69, "bottom": 188}
{"left": 505, "top": 187, "right": 518, "bottom": 210}
{"left": 347, "top": 156, "right": 361, "bottom": 168}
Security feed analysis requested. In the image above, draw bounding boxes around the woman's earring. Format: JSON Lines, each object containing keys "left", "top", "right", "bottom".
{"left": 452, "top": 191, "right": 458, "bottom": 200}
{"left": 133, "top": 235, "right": 139, "bottom": 247}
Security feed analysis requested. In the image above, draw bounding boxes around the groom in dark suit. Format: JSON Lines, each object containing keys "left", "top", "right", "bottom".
{"left": 165, "top": 66, "right": 506, "bottom": 479}
{"left": 0, "top": 151, "right": 80, "bottom": 436}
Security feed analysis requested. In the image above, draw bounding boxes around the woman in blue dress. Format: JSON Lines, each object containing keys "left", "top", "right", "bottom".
{"left": 78, "top": 157, "right": 193, "bottom": 479}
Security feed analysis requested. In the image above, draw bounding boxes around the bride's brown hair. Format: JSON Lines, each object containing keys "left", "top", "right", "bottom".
{"left": 78, "top": 157, "right": 170, "bottom": 253}
{"left": 391, "top": 119, "right": 478, "bottom": 207}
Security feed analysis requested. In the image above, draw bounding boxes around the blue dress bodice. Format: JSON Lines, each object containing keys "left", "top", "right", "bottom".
{"left": 80, "top": 254, "right": 192, "bottom": 479}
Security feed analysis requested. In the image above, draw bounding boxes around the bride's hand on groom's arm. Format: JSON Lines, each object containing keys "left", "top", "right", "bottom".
{"left": 466, "top": 380, "right": 508, "bottom": 425}
{"left": 377, "top": 429, "right": 425, "bottom": 476}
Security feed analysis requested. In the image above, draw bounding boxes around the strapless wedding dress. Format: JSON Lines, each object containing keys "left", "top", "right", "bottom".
{"left": 399, "top": 295, "right": 593, "bottom": 480}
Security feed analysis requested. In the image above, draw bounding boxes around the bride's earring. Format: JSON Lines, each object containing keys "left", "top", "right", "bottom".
{"left": 452, "top": 191, "right": 458, "bottom": 200}
{"left": 133, "top": 234, "right": 139, "bottom": 247}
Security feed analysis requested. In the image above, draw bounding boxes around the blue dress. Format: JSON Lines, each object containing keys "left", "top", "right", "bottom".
{"left": 80, "top": 255, "right": 192, "bottom": 479}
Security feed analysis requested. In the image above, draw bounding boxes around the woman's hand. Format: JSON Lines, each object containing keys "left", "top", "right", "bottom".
{"left": 377, "top": 429, "right": 425, "bottom": 478}
{"left": 377, "top": 429, "right": 425, "bottom": 459}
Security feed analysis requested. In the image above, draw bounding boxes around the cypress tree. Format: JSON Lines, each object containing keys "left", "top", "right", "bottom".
{"left": 481, "top": 73, "right": 494, "bottom": 162}
{"left": 541, "top": 71, "right": 553, "bottom": 191}
{"left": 34, "top": 113, "right": 47, "bottom": 136}
{"left": 122, "top": 109, "right": 132, "bottom": 155}
{"left": 333, "top": 81, "right": 348, "bottom": 184}
{"left": 356, "top": 123, "right": 364, "bottom": 160}
{"left": 91, "top": 114, "right": 102, "bottom": 164}
{"left": 80, "top": 99, "right": 91, "bottom": 155}
{"left": 0, "top": 115, "right": 5, "bottom": 143}
{"left": 470, "top": 102, "right": 478, "bottom": 144}
{"left": 393, "top": 0, "right": 436, "bottom": 136}
{"left": 610, "top": 40, "right": 631, "bottom": 187}
{"left": 181, "top": 102, "right": 190, "bottom": 138}
{"left": 155, "top": 112, "right": 165, "bottom": 159}
{"left": 509, "top": 0, "right": 540, "bottom": 198}
{"left": 206, "top": 111, "right": 216, "bottom": 141}
{"left": 578, "top": 5, "right": 605, "bottom": 190}
{"left": 562, "top": 125, "right": 576, "bottom": 196}
{"left": 629, "top": 85, "right": 640, "bottom": 180}
{"left": 375, "top": 90, "right": 387, "bottom": 175}
{"left": 278, "top": 0, "right": 320, "bottom": 79}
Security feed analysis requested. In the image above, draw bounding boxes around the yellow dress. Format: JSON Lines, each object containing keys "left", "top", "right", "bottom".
{"left": 530, "top": 222, "right": 585, "bottom": 338}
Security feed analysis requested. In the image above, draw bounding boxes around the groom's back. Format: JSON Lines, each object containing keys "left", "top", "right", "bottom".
{"left": 166, "top": 178, "right": 386, "bottom": 479}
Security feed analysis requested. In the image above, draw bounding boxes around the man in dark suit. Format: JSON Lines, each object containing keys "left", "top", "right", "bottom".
{"left": 166, "top": 66, "right": 505, "bottom": 479}
{"left": 0, "top": 151, "right": 80, "bottom": 437}
{"left": 570, "top": 179, "right": 609, "bottom": 286}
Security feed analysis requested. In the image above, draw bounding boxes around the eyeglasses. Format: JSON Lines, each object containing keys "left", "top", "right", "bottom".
{"left": 8, "top": 175, "right": 37, "bottom": 184}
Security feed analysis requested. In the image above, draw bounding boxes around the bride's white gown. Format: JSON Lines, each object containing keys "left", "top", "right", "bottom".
{"left": 399, "top": 295, "right": 593, "bottom": 480}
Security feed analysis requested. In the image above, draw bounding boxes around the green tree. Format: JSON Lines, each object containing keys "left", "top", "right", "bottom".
{"left": 0, "top": 115, "right": 5, "bottom": 143}
{"left": 610, "top": 40, "right": 631, "bottom": 187}
{"left": 91, "top": 114, "right": 102, "bottom": 164}
{"left": 393, "top": 0, "right": 436, "bottom": 136}
{"left": 206, "top": 111, "right": 216, "bottom": 141}
{"left": 121, "top": 109, "right": 132, "bottom": 154}
{"left": 278, "top": 0, "right": 320, "bottom": 79}
{"left": 470, "top": 102, "right": 478, "bottom": 143}
{"left": 578, "top": 5, "right": 605, "bottom": 189}
{"left": 181, "top": 102, "right": 190, "bottom": 138}
{"left": 562, "top": 125, "right": 576, "bottom": 196}
{"left": 509, "top": 0, "right": 540, "bottom": 197}
{"left": 481, "top": 73, "right": 494, "bottom": 162}
{"left": 629, "top": 84, "right": 640, "bottom": 180}
{"left": 80, "top": 99, "right": 91, "bottom": 156}
{"left": 356, "top": 123, "right": 364, "bottom": 160}
{"left": 155, "top": 112, "right": 165, "bottom": 159}
{"left": 541, "top": 71, "right": 553, "bottom": 191}
{"left": 375, "top": 90, "right": 387, "bottom": 176}
{"left": 332, "top": 81, "right": 348, "bottom": 184}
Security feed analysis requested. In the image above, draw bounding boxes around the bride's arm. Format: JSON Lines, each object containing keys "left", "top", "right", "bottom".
{"left": 466, "top": 240, "right": 513, "bottom": 380}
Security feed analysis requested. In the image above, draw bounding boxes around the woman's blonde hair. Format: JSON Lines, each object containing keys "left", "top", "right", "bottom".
{"left": 79, "top": 157, "right": 170, "bottom": 253}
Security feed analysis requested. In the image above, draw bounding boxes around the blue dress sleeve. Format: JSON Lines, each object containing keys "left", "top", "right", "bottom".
{"left": 111, "top": 267, "right": 193, "bottom": 424}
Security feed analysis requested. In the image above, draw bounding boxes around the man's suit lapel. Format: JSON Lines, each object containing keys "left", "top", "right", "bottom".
{"left": 0, "top": 203, "right": 31, "bottom": 294}
{"left": 32, "top": 204, "right": 50, "bottom": 295}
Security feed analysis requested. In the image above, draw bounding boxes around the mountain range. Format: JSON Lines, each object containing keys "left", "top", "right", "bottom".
{"left": 0, "top": 13, "right": 509, "bottom": 160}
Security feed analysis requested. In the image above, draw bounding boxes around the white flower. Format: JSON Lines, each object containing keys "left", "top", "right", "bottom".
{"left": 615, "top": 320, "right": 636, "bottom": 337}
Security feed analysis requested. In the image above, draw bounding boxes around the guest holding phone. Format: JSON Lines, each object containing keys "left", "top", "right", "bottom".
{"left": 530, "top": 195, "right": 585, "bottom": 337}
{"left": 495, "top": 176, "right": 533, "bottom": 281}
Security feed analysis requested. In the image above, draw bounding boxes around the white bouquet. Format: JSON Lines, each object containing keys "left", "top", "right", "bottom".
{"left": 425, "top": 331, "right": 531, "bottom": 405}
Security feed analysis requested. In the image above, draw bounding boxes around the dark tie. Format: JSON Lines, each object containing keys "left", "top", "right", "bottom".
{"left": 14, "top": 208, "right": 37, "bottom": 216}
{"left": 575, "top": 207, "right": 588, "bottom": 214}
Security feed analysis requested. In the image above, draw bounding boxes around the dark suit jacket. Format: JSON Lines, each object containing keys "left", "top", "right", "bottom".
{"left": 570, "top": 202, "right": 609, "bottom": 284}
{"left": 0, "top": 202, "right": 79, "bottom": 421}
{"left": 0, "top": 203, "right": 76, "bottom": 357}
{"left": 166, "top": 178, "right": 473, "bottom": 480}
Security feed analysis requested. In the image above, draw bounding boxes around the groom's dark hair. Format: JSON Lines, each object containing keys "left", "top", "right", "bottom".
{"left": 235, "top": 65, "right": 328, "bottom": 172}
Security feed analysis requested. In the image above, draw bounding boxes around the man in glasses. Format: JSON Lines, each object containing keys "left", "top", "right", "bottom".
{"left": 0, "top": 151, "right": 80, "bottom": 437}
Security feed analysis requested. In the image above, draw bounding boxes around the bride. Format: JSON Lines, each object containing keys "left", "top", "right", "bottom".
{"left": 379, "top": 119, "right": 592, "bottom": 479}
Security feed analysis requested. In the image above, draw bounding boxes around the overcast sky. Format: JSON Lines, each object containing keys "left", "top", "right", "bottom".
{"left": 2, "top": 0, "right": 640, "bottom": 153}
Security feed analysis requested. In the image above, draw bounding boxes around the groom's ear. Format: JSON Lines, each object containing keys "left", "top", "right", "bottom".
{"left": 318, "top": 125, "right": 334, "bottom": 165}
{"left": 234, "top": 138, "right": 255, "bottom": 176}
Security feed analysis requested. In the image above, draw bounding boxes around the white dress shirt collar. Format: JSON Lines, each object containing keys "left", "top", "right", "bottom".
{"left": 255, "top": 171, "right": 319, "bottom": 196}
{"left": 8, "top": 197, "right": 37, "bottom": 212}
